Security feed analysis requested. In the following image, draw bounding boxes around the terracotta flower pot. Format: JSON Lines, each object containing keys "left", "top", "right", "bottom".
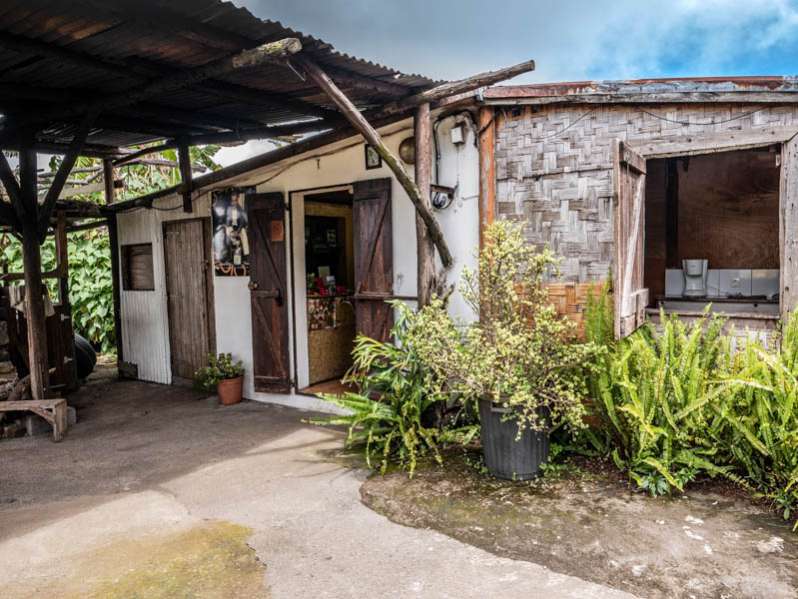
{"left": 217, "top": 375, "right": 243, "bottom": 406}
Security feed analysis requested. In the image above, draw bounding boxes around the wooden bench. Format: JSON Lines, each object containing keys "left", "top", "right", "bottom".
{"left": 0, "top": 399, "right": 68, "bottom": 442}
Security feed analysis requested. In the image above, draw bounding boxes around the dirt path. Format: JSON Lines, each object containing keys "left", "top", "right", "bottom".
{"left": 362, "top": 454, "right": 798, "bottom": 599}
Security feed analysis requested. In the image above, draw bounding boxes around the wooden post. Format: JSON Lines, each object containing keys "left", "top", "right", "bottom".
{"left": 102, "top": 160, "right": 124, "bottom": 365}
{"left": 478, "top": 106, "right": 496, "bottom": 248}
{"left": 55, "top": 210, "right": 77, "bottom": 390}
{"left": 102, "top": 158, "right": 116, "bottom": 204}
{"left": 414, "top": 103, "right": 435, "bottom": 306}
{"left": 18, "top": 141, "right": 48, "bottom": 399}
{"left": 296, "top": 55, "right": 453, "bottom": 268}
{"left": 178, "top": 141, "right": 193, "bottom": 213}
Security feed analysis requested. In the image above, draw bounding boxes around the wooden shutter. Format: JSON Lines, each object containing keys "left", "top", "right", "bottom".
{"left": 614, "top": 141, "right": 649, "bottom": 338}
{"left": 353, "top": 178, "right": 393, "bottom": 342}
{"left": 781, "top": 135, "right": 798, "bottom": 319}
{"left": 247, "top": 193, "right": 291, "bottom": 392}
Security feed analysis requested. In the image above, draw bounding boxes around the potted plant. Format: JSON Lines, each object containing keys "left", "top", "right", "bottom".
{"left": 194, "top": 353, "right": 245, "bottom": 406}
{"left": 416, "top": 222, "right": 600, "bottom": 480}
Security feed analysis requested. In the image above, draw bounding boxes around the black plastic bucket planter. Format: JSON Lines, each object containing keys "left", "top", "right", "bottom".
{"left": 478, "top": 399, "right": 549, "bottom": 480}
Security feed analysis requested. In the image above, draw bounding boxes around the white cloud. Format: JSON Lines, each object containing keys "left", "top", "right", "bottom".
{"left": 238, "top": 0, "right": 798, "bottom": 83}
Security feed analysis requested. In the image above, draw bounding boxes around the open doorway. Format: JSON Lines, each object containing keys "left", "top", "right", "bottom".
{"left": 643, "top": 146, "right": 781, "bottom": 318}
{"left": 300, "top": 190, "right": 357, "bottom": 395}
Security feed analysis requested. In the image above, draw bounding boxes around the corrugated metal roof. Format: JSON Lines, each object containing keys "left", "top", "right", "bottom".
{"left": 0, "top": 0, "right": 438, "bottom": 154}
{"left": 483, "top": 76, "right": 798, "bottom": 105}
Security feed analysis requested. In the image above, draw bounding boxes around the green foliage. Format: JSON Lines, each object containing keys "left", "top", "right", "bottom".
{"left": 2, "top": 228, "right": 115, "bottom": 352}
{"left": 316, "top": 302, "right": 478, "bottom": 476}
{"left": 718, "top": 318, "right": 798, "bottom": 529}
{"left": 587, "top": 309, "right": 734, "bottom": 495}
{"left": 2, "top": 145, "right": 221, "bottom": 355}
{"left": 582, "top": 290, "right": 798, "bottom": 529}
{"left": 194, "top": 353, "right": 244, "bottom": 393}
{"left": 420, "top": 221, "right": 603, "bottom": 435}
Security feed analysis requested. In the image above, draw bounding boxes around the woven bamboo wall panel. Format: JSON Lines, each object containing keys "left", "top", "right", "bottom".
{"left": 495, "top": 104, "right": 798, "bottom": 282}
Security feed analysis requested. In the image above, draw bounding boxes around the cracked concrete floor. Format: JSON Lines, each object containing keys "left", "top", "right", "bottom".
{"left": 0, "top": 376, "right": 631, "bottom": 598}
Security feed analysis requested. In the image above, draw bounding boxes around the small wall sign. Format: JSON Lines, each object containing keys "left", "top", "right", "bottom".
{"left": 364, "top": 144, "right": 382, "bottom": 170}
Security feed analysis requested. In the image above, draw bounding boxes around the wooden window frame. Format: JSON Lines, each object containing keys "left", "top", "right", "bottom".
{"left": 623, "top": 125, "right": 798, "bottom": 326}
{"left": 121, "top": 243, "right": 155, "bottom": 291}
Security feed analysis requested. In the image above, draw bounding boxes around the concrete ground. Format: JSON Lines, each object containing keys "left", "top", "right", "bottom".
{"left": 0, "top": 373, "right": 632, "bottom": 599}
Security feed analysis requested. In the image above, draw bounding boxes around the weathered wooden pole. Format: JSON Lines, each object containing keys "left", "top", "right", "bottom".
{"left": 18, "top": 139, "right": 48, "bottom": 399}
{"left": 478, "top": 106, "right": 496, "bottom": 248}
{"left": 295, "top": 55, "right": 454, "bottom": 268}
{"left": 414, "top": 103, "right": 435, "bottom": 306}
{"left": 178, "top": 141, "right": 193, "bottom": 213}
{"left": 103, "top": 158, "right": 124, "bottom": 367}
{"left": 102, "top": 158, "right": 115, "bottom": 204}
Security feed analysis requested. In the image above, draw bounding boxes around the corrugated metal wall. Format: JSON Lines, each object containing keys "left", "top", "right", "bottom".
{"left": 117, "top": 195, "right": 212, "bottom": 384}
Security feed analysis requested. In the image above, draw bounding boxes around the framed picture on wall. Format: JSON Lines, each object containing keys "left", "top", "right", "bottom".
{"left": 364, "top": 144, "right": 382, "bottom": 170}
{"left": 211, "top": 186, "right": 255, "bottom": 276}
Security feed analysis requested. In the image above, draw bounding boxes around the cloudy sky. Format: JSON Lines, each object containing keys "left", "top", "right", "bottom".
{"left": 218, "top": 0, "right": 798, "bottom": 164}
{"left": 239, "top": 0, "right": 798, "bottom": 82}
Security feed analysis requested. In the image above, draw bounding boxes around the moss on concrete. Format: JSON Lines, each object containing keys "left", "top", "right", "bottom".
{"left": 53, "top": 521, "right": 267, "bottom": 599}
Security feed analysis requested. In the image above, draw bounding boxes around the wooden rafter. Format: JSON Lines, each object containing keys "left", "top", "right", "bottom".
{"left": 374, "top": 60, "right": 536, "bottom": 118}
{"left": 37, "top": 113, "right": 97, "bottom": 240}
{"left": 295, "top": 55, "right": 454, "bottom": 268}
{"left": 178, "top": 141, "right": 193, "bottom": 213}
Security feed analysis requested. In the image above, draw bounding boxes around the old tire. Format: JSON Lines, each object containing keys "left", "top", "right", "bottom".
{"left": 478, "top": 399, "right": 549, "bottom": 480}
{"left": 74, "top": 333, "right": 96, "bottom": 380}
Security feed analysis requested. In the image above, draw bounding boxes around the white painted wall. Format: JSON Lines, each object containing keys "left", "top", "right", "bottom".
{"left": 116, "top": 114, "right": 480, "bottom": 411}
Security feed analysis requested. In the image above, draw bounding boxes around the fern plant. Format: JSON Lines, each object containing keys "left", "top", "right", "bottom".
{"left": 315, "top": 301, "right": 477, "bottom": 476}
{"left": 718, "top": 317, "right": 798, "bottom": 529}
{"left": 589, "top": 309, "right": 734, "bottom": 495}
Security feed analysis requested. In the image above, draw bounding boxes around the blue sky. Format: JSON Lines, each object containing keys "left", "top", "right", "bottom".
{"left": 239, "top": 0, "right": 798, "bottom": 83}
{"left": 218, "top": 0, "right": 798, "bottom": 164}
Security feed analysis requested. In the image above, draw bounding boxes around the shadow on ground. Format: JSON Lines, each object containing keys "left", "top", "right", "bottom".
{"left": 361, "top": 452, "right": 798, "bottom": 599}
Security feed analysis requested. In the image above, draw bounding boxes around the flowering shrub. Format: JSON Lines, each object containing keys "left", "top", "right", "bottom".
{"left": 415, "top": 221, "right": 602, "bottom": 434}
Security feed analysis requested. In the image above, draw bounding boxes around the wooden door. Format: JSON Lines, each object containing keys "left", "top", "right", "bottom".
{"left": 614, "top": 141, "right": 649, "bottom": 339}
{"left": 781, "top": 135, "right": 798, "bottom": 319}
{"left": 353, "top": 178, "right": 393, "bottom": 341}
{"left": 164, "top": 218, "right": 215, "bottom": 381}
{"left": 247, "top": 193, "right": 291, "bottom": 392}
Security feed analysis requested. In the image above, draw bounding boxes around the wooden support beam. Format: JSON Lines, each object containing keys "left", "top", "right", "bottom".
{"left": 184, "top": 119, "right": 331, "bottom": 146}
{"left": 107, "top": 213, "right": 124, "bottom": 364}
{"left": 414, "top": 103, "right": 436, "bottom": 306}
{"left": 18, "top": 140, "right": 48, "bottom": 400}
{"left": 38, "top": 114, "right": 96, "bottom": 241}
{"left": 102, "top": 159, "right": 116, "bottom": 204}
{"left": 478, "top": 106, "right": 496, "bottom": 247}
{"left": 0, "top": 150, "right": 23, "bottom": 213}
{"left": 201, "top": 80, "right": 342, "bottom": 122}
{"left": 113, "top": 144, "right": 171, "bottom": 167}
{"left": 296, "top": 55, "right": 453, "bottom": 268}
{"left": 13, "top": 38, "right": 303, "bottom": 129}
{"left": 378, "top": 60, "right": 536, "bottom": 117}
{"left": 178, "top": 142, "right": 193, "bottom": 213}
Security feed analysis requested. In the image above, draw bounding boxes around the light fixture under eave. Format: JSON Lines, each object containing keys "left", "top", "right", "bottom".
{"left": 399, "top": 137, "right": 415, "bottom": 165}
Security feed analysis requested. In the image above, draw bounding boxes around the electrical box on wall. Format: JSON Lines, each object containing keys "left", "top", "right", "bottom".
{"left": 450, "top": 124, "right": 465, "bottom": 145}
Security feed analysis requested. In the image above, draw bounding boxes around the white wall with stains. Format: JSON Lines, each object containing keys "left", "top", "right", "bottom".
{"left": 116, "top": 113, "right": 480, "bottom": 411}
